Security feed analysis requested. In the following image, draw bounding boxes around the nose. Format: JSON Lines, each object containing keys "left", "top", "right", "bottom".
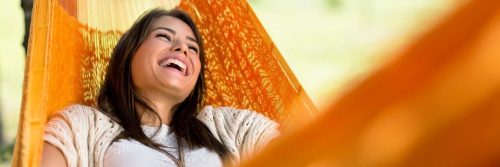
{"left": 170, "top": 40, "right": 188, "bottom": 56}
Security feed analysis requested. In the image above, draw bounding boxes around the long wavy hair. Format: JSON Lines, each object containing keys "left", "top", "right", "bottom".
{"left": 97, "top": 8, "right": 228, "bottom": 159}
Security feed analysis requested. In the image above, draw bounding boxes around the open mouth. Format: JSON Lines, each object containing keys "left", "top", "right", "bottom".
{"left": 159, "top": 58, "right": 187, "bottom": 76}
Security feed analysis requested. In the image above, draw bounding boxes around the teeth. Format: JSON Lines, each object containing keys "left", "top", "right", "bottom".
{"left": 160, "top": 58, "right": 186, "bottom": 72}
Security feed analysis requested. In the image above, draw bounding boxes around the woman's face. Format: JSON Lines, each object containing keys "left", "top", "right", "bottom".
{"left": 131, "top": 16, "right": 201, "bottom": 104}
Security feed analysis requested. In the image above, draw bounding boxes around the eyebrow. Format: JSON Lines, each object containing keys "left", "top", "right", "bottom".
{"left": 186, "top": 36, "right": 198, "bottom": 44}
{"left": 154, "top": 27, "right": 176, "bottom": 34}
{"left": 153, "top": 26, "right": 198, "bottom": 44}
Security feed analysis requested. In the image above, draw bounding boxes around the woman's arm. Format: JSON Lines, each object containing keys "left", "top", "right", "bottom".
{"left": 41, "top": 142, "right": 67, "bottom": 167}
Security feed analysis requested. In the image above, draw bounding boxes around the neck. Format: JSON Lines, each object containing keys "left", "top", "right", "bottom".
{"left": 136, "top": 99, "right": 177, "bottom": 126}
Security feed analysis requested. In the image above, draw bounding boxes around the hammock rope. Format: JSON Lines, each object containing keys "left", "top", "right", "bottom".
{"left": 12, "top": 0, "right": 316, "bottom": 166}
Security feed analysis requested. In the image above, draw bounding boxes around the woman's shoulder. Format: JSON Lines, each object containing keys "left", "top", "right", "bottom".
{"left": 198, "top": 105, "right": 277, "bottom": 125}
{"left": 196, "top": 105, "right": 280, "bottom": 162}
{"left": 45, "top": 104, "right": 122, "bottom": 167}
{"left": 197, "top": 105, "right": 280, "bottom": 138}
{"left": 49, "top": 104, "right": 116, "bottom": 127}
{"left": 198, "top": 105, "right": 260, "bottom": 119}
{"left": 45, "top": 104, "right": 121, "bottom": 146}
{"left": 58, "top": 104, "right": 98, "bottom": 115}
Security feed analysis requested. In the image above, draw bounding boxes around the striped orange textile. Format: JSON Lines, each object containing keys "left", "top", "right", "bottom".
{"left": 178, "top": 0, "right": 317, "bottom": 128}
{"left": 12, "top": 0, "right": 316, "bottom": 166}
{"left": 241, "top": 0, "right": 500, "bottom": 166}
{"left": 15, "top": 0, "right": 500, "bottom": 166}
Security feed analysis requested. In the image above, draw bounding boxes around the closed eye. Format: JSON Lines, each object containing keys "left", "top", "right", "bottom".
{"left": 156, "top": 34, "right": 171, "bottom": 41}
{"left": 188, "top": 46, "right": 199, "bottom": 54}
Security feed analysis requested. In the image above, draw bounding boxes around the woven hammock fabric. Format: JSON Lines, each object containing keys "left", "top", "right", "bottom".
{"left": 12, "top": 0, "right": 316, "bottom": 166}
{"left": 13, "top": 0, "right": 500, "bottom": 166}
{"left": 178, "top": 0, "right": 317, "bottom": 126}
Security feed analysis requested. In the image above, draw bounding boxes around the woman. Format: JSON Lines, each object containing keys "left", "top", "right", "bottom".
{"left": 41, "top": 8, "right": 279, "bottom": 167}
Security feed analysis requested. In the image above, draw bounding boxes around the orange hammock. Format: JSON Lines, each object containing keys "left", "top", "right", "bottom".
{"left": 12, "top": 0, "right": 500, "bottom": 166}
{"left": 13, "top": 0, "right": 316, "bottom": 166}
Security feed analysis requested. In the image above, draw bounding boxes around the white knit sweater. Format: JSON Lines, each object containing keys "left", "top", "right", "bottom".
{"left": 44, "top": 104, "right": 280, "bottom": 167}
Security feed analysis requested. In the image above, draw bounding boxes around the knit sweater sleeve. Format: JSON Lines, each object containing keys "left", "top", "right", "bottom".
{"left": 44, "top": 104, "right": 106, "bottom": 167}
{"left": 197, "top": 105, "right": 281, "bottom": 162}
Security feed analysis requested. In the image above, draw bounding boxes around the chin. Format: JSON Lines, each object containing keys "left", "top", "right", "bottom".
{"left": 162, "top": 86, "right": 194, "bottom": 102}
{"left": 156, "top": 76, "right": 197, "bottom": 102}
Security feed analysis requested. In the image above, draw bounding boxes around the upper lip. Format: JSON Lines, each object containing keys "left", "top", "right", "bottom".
{"left": 157, "top": 53, "right": 190, "bottom": 76}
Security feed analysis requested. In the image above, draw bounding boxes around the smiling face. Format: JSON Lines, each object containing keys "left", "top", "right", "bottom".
{"left": 131, "top": 16, "right": 201, "bottom": 104}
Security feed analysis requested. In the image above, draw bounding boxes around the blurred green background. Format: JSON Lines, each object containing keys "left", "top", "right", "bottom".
{"left": 0, "top": 0, "right": 454, "bottom": 166}
{"left": 0, "top": 0, "right": 25, "bottom": 166}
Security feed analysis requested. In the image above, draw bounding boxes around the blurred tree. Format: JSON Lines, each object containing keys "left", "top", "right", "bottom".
{"left": 22, "top": 0, "right": 33, "bottom": 54}
{"left": 327, "top": 0, "right": 342, "bottom": 8}
{"left": 0, "top": 104, "right": 3, "bottom": 148}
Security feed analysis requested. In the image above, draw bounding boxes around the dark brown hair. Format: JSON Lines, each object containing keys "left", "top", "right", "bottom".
{"left": 97, "top": 8, "right": 228, "bottom": 159}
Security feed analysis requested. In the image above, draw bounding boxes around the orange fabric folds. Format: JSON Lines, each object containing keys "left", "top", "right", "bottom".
{"left": 12, "top": 0, "right": 316, "bottom": 166}
{"left": 242, "top": 0, "right": 500, "bottom": 166}
{"left": 13, "top": 1, "right": 86, "bottom": 166}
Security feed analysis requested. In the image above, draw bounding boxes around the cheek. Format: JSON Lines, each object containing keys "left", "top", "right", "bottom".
{"left": 191, "top": 57, "right": 202, "bottom": 82}
{"left": 194, "top": 59, "right": 202, "bottom": 76}
{"left": 130, "top": 57, "right": 143, "bottom": 85}
{"left": 131, "top": 41, "right": 157, "bottom": 79}
{"left": 189, "top": 57, "right": 202, "bottom": 89}
{"left": 130, "top": 52, "right": 150, "bottom": 86}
